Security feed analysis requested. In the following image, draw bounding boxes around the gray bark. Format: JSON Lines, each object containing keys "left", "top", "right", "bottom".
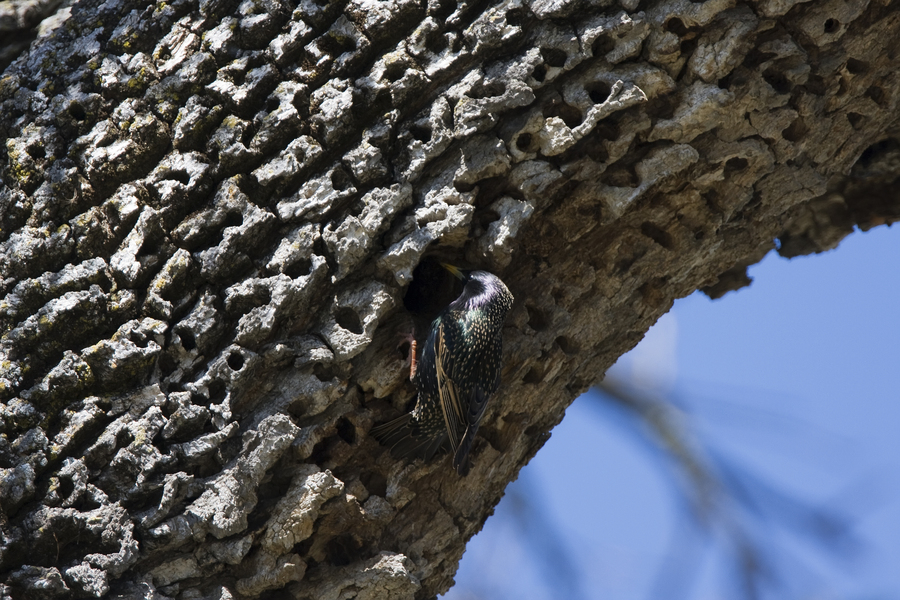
{"left": 0, "top": 0, "right": 898, "bottom": 597}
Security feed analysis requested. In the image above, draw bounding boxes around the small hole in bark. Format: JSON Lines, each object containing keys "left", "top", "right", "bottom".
{"left": 604, "top": 164, "right": 639, "bottom": 187}
{"left": 866, "top": 85, "right": 888, "bottom": 107}
{"left": 846, "top": 58, "right": 868, "bottom": 75}
{"left": 432, "top": 0, "right": 456, "bottom": 19}
{"left": 330, "top": 168, "right": 352, "bottom": 191}
{"left": 27, "top": 145, "right": 46, "bottom": 159}
{"left": 384, "top": 62, "right": 406, "bottom": 82}
{"left": 516, "top": 133, "right": 532, "bottom": 150}
{"left": 591, "top": 33, "right": 615, "bottom": 57}
{"left": 523, "top": 367, "right": 544, "bottom": 384}
{"left": 742, "top": 47, "right": 777, "bottom": 69}
{"left": 320, "top": 32, "right": 356, "bottom": 56}
{"left": 229, "top": 68, "right": 247, "bottom": 86}
{"left": 398, "top": 336, "right": 412, "bottom": 361}
{"left": 69, "top": 104, "right": 87, "bottom": 121}
{"left": 526, "top": 305, "right": 550, "bottom": 331}
{"left": 647, "top": 93, "right": 678, "bottom": 119}
{"left": 680, "top": 37, "right": 698, "bottom": 56}
{"left": 425, "top": 30, "right": 447, "bottom": 54}
{"left": 854, "top": 138, "right": 900, "bottom": 173}
{"left": 506, "top": 8, "right": 527, "bottom": 25}
{"left": 178, "top": 329, "right": 196, "bottom": 350}
{"left": 543, "top": 101, "right": 582, "bottom": 128}
{"left": 212, "top": 211, "right": 243, "bottom": 248}
{"left": 472, "top": 176, "right": 513, "bottom": 208}
{"left": 531, "top": 63, "right": 547, "bottom": 82}
{"left": 336, "top": 417, "right": 356, "bottom": 444}
{"left": 57, "top": 475, "right": 76, "bottom": 499}
{"left": 555, "top": 336, "right": 579, "bottom": 355}
{"left": 847, "top": 112, "right": 865, "bottom": 130}
{"left": 576, "top": 201, "right": 602, "bottom": 220}
{"left": 641, "top": 222, "right": 674, "bottom": 250}
{"left": 782, "top": 117, "right": 807, "bottom": 142}
{"left": 325, "top": 534, "right": 362, "bottom": 566}
{"left": 227, "top": 352, "right": 244, "bottom": 370}
{"left": 313, "top": 363, "right": 336, "bottom": 382}
{"left": 166, "top": 170, "right": 191, "bottom": 185}
{"left": 586, "top": 81, "right": 612, "bottom": 104}
{"left": 540, "top": 47, "right": 567, "bottom": 68}
{"left": 264, "top": 96, "right": 280, "bottom": 114}
{"left": 469, "top": 81, "right": 505, "bottom": 99}
{"left": 283, "top": 257, "right": 312, "bottom": 278}
{"left": 823, "top": 18, "right": 839, "bottom": 33}
{"left": 581, "top": 135, "right": 609, "bottom": 163}
{"left": 724, "top": 157, "right": 749, "bottom": 173}
{"left": 309, "top": 439, "right": 331, "bottom": 464}
{"left": 409, "top": 124, "right": 432, "bottom": 143}
{"left": 136, "top": 234, "right": 162, "bottom": 258}
{"left": 804, "top": 74, "right": 827, "bottom": 95}
{"left": 222, "top": 210, "right": 243, "bottom": 230}
{"left": 360, "top": 471, "right": 387, "bottom": 497}
{"left": 158, "top": 352, "right": 177, "bottom": 377}
{"left": 593, "top": 119, "right": 620, "bottom": 143}
{"left": 717, "top": 70, "right": 746, "bottom": 90}
{"left": 335, "top": 307, "right": 364, "bottom": 334}
{"left": 762, "top": 69, "right": 791, "bottom": 94}
{"left": 208, "top": 379, "right": 227, "bottom": 403}
{"left": 665, "top": 17, "right": 688, "bottom": 36}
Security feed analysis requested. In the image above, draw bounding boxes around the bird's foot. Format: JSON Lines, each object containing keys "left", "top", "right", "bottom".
{"left": 398, "top": 330, "right": 417, "bottom": 381}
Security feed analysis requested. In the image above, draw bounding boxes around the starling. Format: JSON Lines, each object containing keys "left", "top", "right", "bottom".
{"left": 372, "top": 264, "right": 514, "bottom": 476}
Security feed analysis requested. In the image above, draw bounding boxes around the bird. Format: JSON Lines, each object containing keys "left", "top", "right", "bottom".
{"left": 371, "top": 264, "right": 514, "bottom": 476}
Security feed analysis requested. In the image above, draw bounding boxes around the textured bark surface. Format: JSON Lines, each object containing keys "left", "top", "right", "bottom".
{"left": 1, "top": 0, "right": 898, "bottom": 597}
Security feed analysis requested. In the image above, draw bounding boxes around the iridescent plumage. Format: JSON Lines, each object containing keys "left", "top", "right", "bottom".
{"left": 372, "top": 267, "right": 514, "bottom": 475}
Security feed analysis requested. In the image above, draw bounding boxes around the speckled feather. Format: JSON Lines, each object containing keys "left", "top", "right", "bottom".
{"left": 371, "top": 270, "right": 514, "bottom": 476}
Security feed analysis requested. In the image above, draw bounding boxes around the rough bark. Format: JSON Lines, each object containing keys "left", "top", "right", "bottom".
{"left": 0, "top": 0, "right": 898, "bottom": 597}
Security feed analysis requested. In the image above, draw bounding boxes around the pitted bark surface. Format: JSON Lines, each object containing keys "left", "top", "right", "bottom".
{"left": 1, "top": 0, "right": 898, "bottom": 597}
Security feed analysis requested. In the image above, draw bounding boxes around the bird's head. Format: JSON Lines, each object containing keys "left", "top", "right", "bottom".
{"left": 440, "top": 263, "right": 513, "bottom": 313}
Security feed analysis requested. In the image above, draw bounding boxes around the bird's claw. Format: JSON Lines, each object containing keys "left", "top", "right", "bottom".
{"left": 398, "top": 329, "right": 417, "bottom": 381}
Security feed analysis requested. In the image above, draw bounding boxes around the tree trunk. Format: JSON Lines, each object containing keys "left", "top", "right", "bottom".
{"left": 1, "top": 0, "right": 898, "bottom": 597}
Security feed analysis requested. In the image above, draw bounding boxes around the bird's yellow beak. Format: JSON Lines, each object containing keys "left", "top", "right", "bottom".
{"left": 440, "top": 262, "right": 465, "bottom": 280}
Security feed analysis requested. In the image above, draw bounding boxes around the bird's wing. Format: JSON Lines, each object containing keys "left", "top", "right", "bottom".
{"left": 436, "top": 320, "right": 465, "bottom": 453}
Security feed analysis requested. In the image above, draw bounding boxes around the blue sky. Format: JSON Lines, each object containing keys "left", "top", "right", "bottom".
{"left": 447, "top": 224, "right": 900, "bottom": 600}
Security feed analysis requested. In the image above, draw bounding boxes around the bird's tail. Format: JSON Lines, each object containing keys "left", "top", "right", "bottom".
{"left": 371, "top": 413, "right": 446, "bottom": 463}
{"left": 452, "top": 423, "right": 480, "bottom": 477}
